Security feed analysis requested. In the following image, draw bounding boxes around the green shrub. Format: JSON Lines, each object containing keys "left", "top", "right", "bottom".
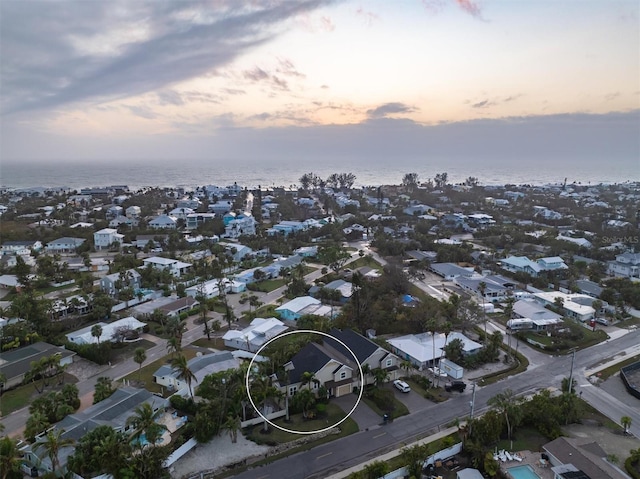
{"left": 179, "top": 312, "right": 188, "bottom": 320}
{"left": 626, "top": 458, "right": 640, "bottom": 479}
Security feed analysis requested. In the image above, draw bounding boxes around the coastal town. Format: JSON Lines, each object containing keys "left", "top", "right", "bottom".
{"left": 1, "top": 173, "right": 639, "bottom": 479}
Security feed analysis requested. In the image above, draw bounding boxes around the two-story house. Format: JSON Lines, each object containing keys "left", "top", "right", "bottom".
{"left": 608, "top": 252, "right": 640, "bottom": 279}
{"left": 100, "top": 269, "right": 142, "bottom": 296}
{"left": 148, "top": 215, "right": 178, "bottom": 229}
{"left": 93, "top": 228, "right": 124, "bottom": 250}
{"left": 142, "top": 257, "right": 192, "bottom": 277}
{"left": 45, "top": 237, "right": 86, "bottom": 253}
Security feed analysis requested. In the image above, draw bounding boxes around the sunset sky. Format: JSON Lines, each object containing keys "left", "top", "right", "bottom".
{"left": 1, "top": 0, "right": 638, "bottom": 162}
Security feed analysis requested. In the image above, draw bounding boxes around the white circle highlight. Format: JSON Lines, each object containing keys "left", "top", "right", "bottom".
{"left": 245, "top": 329, "right": 364, "bottom": 435}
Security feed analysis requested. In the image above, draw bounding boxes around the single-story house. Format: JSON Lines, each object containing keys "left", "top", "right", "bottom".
{"left": 0, "top": 342, "right": 76, "bottom": 389}
{"left": 222, "top": 317, "right": 289, "bottom": 352}
{"left": 532, "top": 292, "right": 596, "bottom": 322}
{"left": 66, "top": 317, "right": 147, "bottom": 345}
{"left": 153, "top": 351, "right": 241, "bottom": 394}
{"left": 275, "top": 296, "right": 322, "bottom": 321}
{"left": 387, "top": 332, "right": 482, "bottom": 370}
{"left": 454, "top": 275, "right": 516, "bottom": 302}
{"left": 543, "top": 436, "right": 627, "bottom": 479}
{"left": 157, "top": 297, "right": 200, "bottom": 317}
{"left": 23, "top": 387, "right": 170, "bottom": 476}
{"left": 0, "top": 274, "right": 21, "bottom": 289}
{"left": 430, "top": 263, "right": 476, "bottom": 280}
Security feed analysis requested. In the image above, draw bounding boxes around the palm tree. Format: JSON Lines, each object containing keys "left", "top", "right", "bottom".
{"left": 488, "top": 389, "right": 522, "bottom": 445}
{"left": 223, "top": 414, "right": 241, "bottom": 443}
{"left": 0, "top": 436, "right": 22, "bottom": 479}
{"left": 170, "top": 354, "right": 197, "bottom": 398}
{"left": 134, "top": 348, "right": 147, "bottom": 382}
{"left": 166, "top": 336, "right": 181, "bottom": 358}
{"left": 621, "top": 415, "right": 632, "bottom": 435}
{"left": 371, "top": 368, "right": 389, "bottom": 388}
{"left": 437, "top": 321, "right": 452, "bottom": 387}
{"left": 478, "top": 282, "right": 487, "bottom": 339}
{"left": 91, "top": 324, "right": 103, "bottom": 345}
{"left": 300, "top": 371, "right": 317, "bottom": 392}
{"left": 35, "top": 428, "right": 74, "bottom": 475}
{"left": 126, "top": 402, "right": 167, "bottom": 445}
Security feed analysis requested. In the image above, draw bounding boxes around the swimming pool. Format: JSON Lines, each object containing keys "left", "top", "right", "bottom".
{"left": 507, "top": 464, "right": 541, "bottom": 479}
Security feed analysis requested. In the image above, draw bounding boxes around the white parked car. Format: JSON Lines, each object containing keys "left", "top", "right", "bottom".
{"left": 393, "top": 380, "right": 411, "bottom": 393}
{"left": 428, "top": 367, "right": 448, "bottom": 378}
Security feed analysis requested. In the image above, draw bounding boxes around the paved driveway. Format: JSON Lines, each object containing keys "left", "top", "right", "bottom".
{"left": 385, "top": 383, "right": 432, "bottom": 413}
{"left": 332, "top": 394, "right": 382, "bottom": 431}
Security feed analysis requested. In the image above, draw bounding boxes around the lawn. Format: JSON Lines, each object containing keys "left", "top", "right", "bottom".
{"left": 496, "top": 427, "right": 549, "bottom": 452}
{"left": 120, "top": 348, "right": 199, "bottom": 396}
{"left": 517, "top": 326, "right": 608, "bottom": 353}
{"left": 1, "top": 373, "right": 78, "bottom": 415}
{"left": 251, "top": 278, "right": 286, "bottom": 292}
{"left": 246, "top": 402, "right": 358, "bottom": 444}
{"left": 191, "top": 337, "right": 226, "bottom": 350}
{"left": 362, "top": 392, "right": 410, "bottom": 420}
{"left": 1, "top": 382, "right": 38, "bottom": 415}
{"left": 110, "top": 339, "right": 157, "bottom": 363}
{"left": 596, "top": 354, "right": 640, "bottom": 380}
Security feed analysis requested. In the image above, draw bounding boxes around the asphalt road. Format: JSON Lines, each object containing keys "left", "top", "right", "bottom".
{"left": 228, "top": 328, "right": 640, "bottom": 479}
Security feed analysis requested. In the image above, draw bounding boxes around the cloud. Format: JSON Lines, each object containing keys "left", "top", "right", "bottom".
{"left": 320, "top": 16, "right": 336, "bottom": 31}
{"left": 276, "top": 58, "right": 306, "bottom": 78}
{"left": 367, "top": 102, "right": 417, "bottom": 118}
{"left": 157, "top": 90, "right": 184, "bottom": 106}
{"left": 221, "top": 88, "right": 247, "bottom": 95}
{"left": 0, "top": 0, "right": 337, "bottom": 115}
{"left": 604, "top": 92, "right": 620, "bottom": 101}
{"left": 127, "top": 105, "right": 157, "bottom": 119}
{"left": 243, "top": 67, "right": 271, "bottom": 82}
{"left": 469, "top": 94, "right": 522, "bottom": 109}
{"left": 471, "top": 100, "right": 491, "bottom": 108}
{"left": 454, "top": 0, "right": 483, "bottom": 19}
{"left": 355, "top": 8, "right": 380, "bottom": 26}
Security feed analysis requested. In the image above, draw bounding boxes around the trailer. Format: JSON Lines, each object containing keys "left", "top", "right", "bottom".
{"left": 440, "top": 358, "right": 464, "bottom": 379}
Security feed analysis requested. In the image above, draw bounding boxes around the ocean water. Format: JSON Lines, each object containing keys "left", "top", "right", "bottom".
{"left": 1, "top": 156, "right": 638, "bottom": 191}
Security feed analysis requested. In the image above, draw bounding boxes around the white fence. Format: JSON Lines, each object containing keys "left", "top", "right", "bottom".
{"left": 381, "top": 442, "right": 463, "bottom": 479}
{"left": 240, "top": 409, "right": 287, "bottom": 428}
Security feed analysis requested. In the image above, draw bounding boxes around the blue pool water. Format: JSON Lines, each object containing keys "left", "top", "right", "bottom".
{"left": 133, "top": 433, "right": 164, "bottom": 447}
{"left": 507, "top": 465, "right": 541, "bottom": 479}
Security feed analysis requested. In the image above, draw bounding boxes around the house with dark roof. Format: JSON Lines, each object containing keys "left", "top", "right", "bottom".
{"left": 157, "top": 296, "right": 199, "bottom": 317}
{"left": 23, "top": 387, "right": 170, "bottom": 476}
{"left": 274, "top": 328, "right": 400, "bottom": 398}
{"left": 543, "top": 436, "right": 627, "bottom": 479}
{"left": 0, "top": 342, "right": 76, "bottom": 389}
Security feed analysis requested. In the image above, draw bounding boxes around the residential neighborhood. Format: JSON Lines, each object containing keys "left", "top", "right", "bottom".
{"left": 0, "top": 175, "right": 639, "bottom": 479}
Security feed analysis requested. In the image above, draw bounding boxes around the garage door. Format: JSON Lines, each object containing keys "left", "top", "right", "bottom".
{"left": 336, "top": 384, "right": 352, "bottom": 397}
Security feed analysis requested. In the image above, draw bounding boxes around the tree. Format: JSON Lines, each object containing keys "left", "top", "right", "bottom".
{"left": 488, "top": 389, "right": 522, "bottom": 443}
{"left": 134, "top": 347, "right": 147, "bottom": 382}
{"left": 93, "top": 376, "right": 116, "bottom": 404}
{"left": 166, "top": 336, "right": 182, "bottom": 358}
{"left": 362, "top": 460, "right": 389, "bottom": 479}
{"left": 68, "top": 425, "right": 132, "bottom": 479}
{"left": 434, "top": 172, "right": 448, "bottom": 189}
{"left": 35, "top": 428, "right": 75, "bottom": 475}
{"left": 300, "top": 371, "right": 318, "bottom": 391}
{"left": 0, "top": 436, "right": 22, "bottom": 479}
{"left": 400, "top": 443, "right": 429, "bottom": 479}
{"left": 91, "top": 324, "right": 103, "bottom": 345}
{"left": 371, "top": 368, "right": 389, "bottom": 388}
{"left": 171, "top": 354, "right": 197, "bottom": 398}
{"left": 621, "top": 415, "right": 632, "bottom": 435}
{"left": 126, "top": 402, "right": 167, "bottom": 445}
{"left": 223, "top": 414, "right": 241, "bottom": 443}
{"left": 478, "top": 282, "right": 488, "bottom": 339}
{"left": 318, "top": 245, "right": 351, "bottom": 274}
{"left": 402, "top": 173, "right": 419, "bottom": 190}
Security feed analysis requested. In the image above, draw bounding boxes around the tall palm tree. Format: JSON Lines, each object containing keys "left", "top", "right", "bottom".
{"left": 134, "top": 348, "right": 147, "bottom": 382}
{"left": 300, "top": 371, "right": 317, "bottom": 392}
{"left": 91, "top": 324, "right": 103, "bottom": 345}
{"left": 166, "top": 336, "right": 182, "bottom": 358}
{"left": 170, "top": 354, "right": 197, "bottom": 398}
{"left": 478, "top": 282, "right": 488, "bottom": 340}
{"left": 35, "top": 428, "right": 74, "bottom": 475}
{"left": 621, "top": 415, "right": 632, "bottom": 435}
{"left": 437, "top": 321, "right": 452, "bottom": 387}
{"left": 126, "top": 402, "right": 167, "bottom": 445}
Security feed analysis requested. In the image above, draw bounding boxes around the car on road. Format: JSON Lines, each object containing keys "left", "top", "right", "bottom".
{"left": 428, "top": 367, "right": 448, "bottom": 378}
{"left": 444, "top": 380, "right": 466, "bottom": 392}
{"left": 393, "top": 380, "right": 411, "bottom": 393}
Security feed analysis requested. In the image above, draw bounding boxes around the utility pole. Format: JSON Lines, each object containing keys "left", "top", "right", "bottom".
{"left": 468, "top": 381, "right": 477, "bottom": 437}
{"left": 567, "top": 348, "right": 576, "bottom": 394}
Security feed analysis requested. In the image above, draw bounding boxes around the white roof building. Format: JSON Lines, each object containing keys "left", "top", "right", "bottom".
{"left": 66, "top": 317, "right": 147, "bottom": 345}
{"left": 388, "top": 332, "right": 482, "bottom": 369}
{"left": 222, "top": 317, "right": 289, "bottom": 352}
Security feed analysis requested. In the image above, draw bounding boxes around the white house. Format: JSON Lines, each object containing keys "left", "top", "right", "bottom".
{"left": 184, "top": 279, "right": 230, "bottom": 299}
{"left": 153, "top": 351, "right": 241, "bottom": 394}
{"left": 608, "top": 252, "right": 640, "bottom": 279}
{"left": 388, "top": 332, "right": 482, "bottom": 370}
{"left": 149, "top": 215, "right": 178, "bottom": 229}
{"left": 536, "top": 256, "right": 569, "bottom": 271}
{"left": 0, "top": 240, "right": 43, "bottom": 255}
{"left": 45, "top": 237, "right": 86, "bottom": 253}
{"left": 66, "top": 317, "right": 147, "bottom": 345}
{"left": 275, "top": 296, "right": 322, "bottom": 321}
{"left": 100, "top": 269, "right": 142, "bottom": 296}
{"left": 94, "top": 228, "right": 124, "bottom": 250}
{"left": 223, "top": 317, "right": 289, "bottom": 352}
{"left": 225, "top": 215, "right": 257, "bottom": 238}
{"left": 169, "top": 207, "right": 195, "bottom": 219}
{"left": 142, "top": 256, "right": 192, "bottom": 277}
{"left": 532, "top": 292, "right": 596, "bottom": 322}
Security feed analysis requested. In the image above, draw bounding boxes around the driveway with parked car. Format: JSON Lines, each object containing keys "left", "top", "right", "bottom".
{"left": 385, "top": 382, "right": 432, "bottom": 413}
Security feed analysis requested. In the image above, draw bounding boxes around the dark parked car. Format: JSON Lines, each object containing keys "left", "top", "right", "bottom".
{"left": 445, "top": 380, "right": 466, "bottom": 392}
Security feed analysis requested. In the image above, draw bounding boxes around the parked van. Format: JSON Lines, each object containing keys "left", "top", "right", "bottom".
{"left": 393, "top": 380, "right": 411, "bottom": 393}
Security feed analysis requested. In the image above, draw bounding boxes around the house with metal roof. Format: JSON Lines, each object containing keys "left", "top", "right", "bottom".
{"left": 0, "top": 342, "right": 76, "bottom": 389}
{"left": 275, "top": 296, "right": 322, "bottom": 321}
{"left": 222, "top": 317, "right": 289, "bottom": 352}
{"left": 142, "top": 256, "right": 192, "bottom": 277}
{"left": 387, "top": 332, "right": 482, "bottom": 371}
{"left": 45, "top": 237, "right": 86, "bottom": 253}
{"left": 153, "top": 351, "right": 241, "bottom": 394}
{"left": 66, "top": 317, "right": 147, "bottom": 345}
{"left": 430, "top": 263, "right": 476, "bottom": 280}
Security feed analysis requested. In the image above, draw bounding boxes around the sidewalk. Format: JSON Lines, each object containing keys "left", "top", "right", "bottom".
{"left": 324, "top": 426, "right": 460, "bottom": 479}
